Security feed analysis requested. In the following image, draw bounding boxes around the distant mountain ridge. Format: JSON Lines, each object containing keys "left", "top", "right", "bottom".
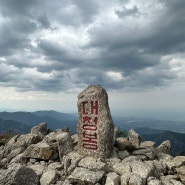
{"left": 0, "top": 111, "right": 77, "bottom": 133}
{"left": 114, "top": 116, "right": 185, "bottom": 133}
{"left": 0, "top": 118, "right": 31, "bottom": 134}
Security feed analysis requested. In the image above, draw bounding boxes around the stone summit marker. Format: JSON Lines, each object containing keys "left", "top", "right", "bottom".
{"left": 77, "top": 85, "right": 114, "bottom": 158}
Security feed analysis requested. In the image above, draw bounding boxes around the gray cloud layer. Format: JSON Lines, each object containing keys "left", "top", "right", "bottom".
{"left": 0, "top": 0, "right": 185, "bottom": 92}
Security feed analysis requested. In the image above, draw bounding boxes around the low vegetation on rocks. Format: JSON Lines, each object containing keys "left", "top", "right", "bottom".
{"left": 0, "top": 123, "right": 185, "bottom": 185}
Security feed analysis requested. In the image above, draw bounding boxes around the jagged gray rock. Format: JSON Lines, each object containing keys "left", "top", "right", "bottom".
{"left": 157, "top": 140, "right": 171, "bottom": 154}
{"left": 78, "top": 156, "right": 106, "bottom": 171}
{"left": 68, "top": 167, "right": 105, "bottom": 184}
{"left": 23, "top": 142, "right": 57, "bottom": 160}
{"left": 40, "top": 169, "right": 58, "bottom": 185}
{"left": 176, "top": 166, "right": 185, "bottom": 184}
{"left": 0, "top": 163, "right": 39, "bottom": 185}
{"left": 128, "top": 129, "right": 143, "bottom": 147}
{"left": 57, "top": 132, "right": 73, "bottom": 161}
{"left": 105, "top": 172, "right": 120, "bottom": 185}
{"left": 31, "top": 122, "right": 48, "bottom": 140}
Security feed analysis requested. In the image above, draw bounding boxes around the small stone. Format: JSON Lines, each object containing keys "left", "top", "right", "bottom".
{"left": 105, "top": 172, "right": 120, "bottom": 185}
{"left": 118, "top": 150, "right": 130, "bottom": 160}
{"left": 40, "top": 170, "right": 58, "bottom": 185}
{"left": 29, "top": 164, "right": 46, "bottom": 177}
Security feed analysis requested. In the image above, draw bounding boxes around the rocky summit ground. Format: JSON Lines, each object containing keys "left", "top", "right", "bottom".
{"left": 0, "top": 123, "right": 185, "bottom": 185}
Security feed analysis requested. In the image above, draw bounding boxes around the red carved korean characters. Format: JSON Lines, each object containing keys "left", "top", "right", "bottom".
{"left": 82, "top": 100, "right": 98, "bottom": 150}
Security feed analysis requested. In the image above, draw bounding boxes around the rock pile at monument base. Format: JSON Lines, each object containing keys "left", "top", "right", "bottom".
{"left": 0, "top": 123, "right": 185, "bottom": 185}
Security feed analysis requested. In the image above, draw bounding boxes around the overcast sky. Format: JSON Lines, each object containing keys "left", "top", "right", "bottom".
{"left": 0, "top": 0, "right": 185, "bottom": 121}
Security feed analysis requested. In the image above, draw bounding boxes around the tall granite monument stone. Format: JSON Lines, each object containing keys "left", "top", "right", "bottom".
{"left": 77, "top": 85, "right": 114, "bottom": 158}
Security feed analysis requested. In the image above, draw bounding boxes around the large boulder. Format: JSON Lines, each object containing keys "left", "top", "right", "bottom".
{"left": 0, "top": 164, "right": 39, "bottom": 185}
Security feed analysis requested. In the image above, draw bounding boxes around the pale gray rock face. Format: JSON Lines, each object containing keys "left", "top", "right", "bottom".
{"left": 117, "top": 150, "right": 130, "bottom": 160}
{"left": 128, "top": 129, "right": 143, "bottom": 147}
{"left": 77, "top": 85, "right": 114, "bottom": 158}
{"left": 132, "top": 147, "right": 158, "bottom": 160}
{"left": 29, "top": 163, "right": 46, "bottom": 177}
{"left": 68, "top": 167, "right": 105, "bottom": 185}
{"left": 7, "top": 146, "right": 26, "bottom": 162}
{"left": 57, "top": 132, "right": 73, "bottom": 161}
{"left": 161, "top": 175, "right": 184, "bottom": 185}
{"left": 40, "top": 170, "right": 58, "bottom": 185}
{"left": 176, "top": 166, "right": 185, "bottom": 184}
{"left": 23, "top": 142, "right": 57, "bottom": 160}
{"left": 147, "top": 177, "right": 164, "bottom": 185}
{"left": 0, "top": 164, "right": 39, "bottom": 185}
{"left": 165, "top": 156, "right": 185, "bottom": 170}
{"left": 5, "top": 134, "right": 41, "bottom": 154}
{"left": 129, "top": 174, "right": 145, "bottom": 185}
{"left": 105, "top": 172, "right": 120, "bottom": 185}
{"left": 31, "top": 122, "right": 48, "bottom": 140}
{"left": 63, "top": 151, "right": 83, "bottom": 176}
{"left": 157, "top": 140, "right": 171, "bottom": 154}
{"left": 78, "top": 156, "right": 106, "bottom": 171}
{"left": 140, "top": 141, "right": 156, "bottom": 148}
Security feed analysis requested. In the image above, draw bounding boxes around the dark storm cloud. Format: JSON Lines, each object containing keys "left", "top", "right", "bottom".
{"left": 0, "top": 0, "right": 184, "bottom": 92}
{"left": 135, "top": 0, "right": 185, "bottom": 54}
{"left": 37, "top": 39, "right": 83, "bottom": 71}
{"left": 115, "top": 5, "right": 139, "bottom": 17}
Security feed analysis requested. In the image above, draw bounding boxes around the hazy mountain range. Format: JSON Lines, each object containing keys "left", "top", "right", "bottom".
{"left": 0, "top": 110, "right": 77, "bottom": 134}
{"left": 0, "top": 110, "right": 185, "bottom": 156}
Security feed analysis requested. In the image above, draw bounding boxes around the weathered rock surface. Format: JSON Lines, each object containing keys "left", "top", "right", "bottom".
{"left": 31, "top": 122, "right": 48, "bottom": 140}
{"left": 23, "top": 142, "right": 57, "bottom": 160}
{"left": 57, "top": 132, "right": 73, "bottom": 161}
{"left": 77, "top": 85, "right": 114, "bottom": 158}
{"left": 68, "top": 167, "right": 105, "bottom": 184}
{"left": 0, "top": 122, "right": 184, "bottom": 185}
{"left": 0, "top": 164, "right": 39, "bottom": 185}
